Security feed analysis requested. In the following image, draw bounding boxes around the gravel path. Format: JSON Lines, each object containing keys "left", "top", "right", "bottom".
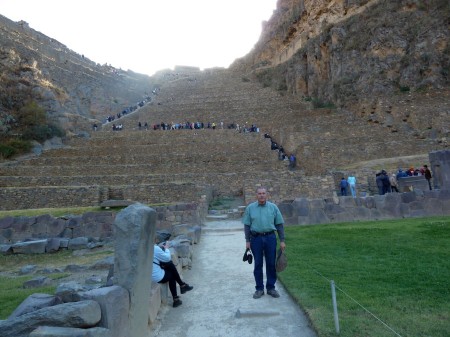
{"left": 149, "top": 219, "right": 317, "bottom": 337}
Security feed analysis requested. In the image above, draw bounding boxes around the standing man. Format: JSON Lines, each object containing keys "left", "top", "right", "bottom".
{"left": 242, "top": 187, "right": 285, "bottom": 299}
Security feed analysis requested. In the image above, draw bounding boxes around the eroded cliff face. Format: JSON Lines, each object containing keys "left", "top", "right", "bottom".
{"left": 229, "top": 0, "right": 449, "bottom": 143}
{"left": 233, "top": 0, "right": 448, "bottom": 103}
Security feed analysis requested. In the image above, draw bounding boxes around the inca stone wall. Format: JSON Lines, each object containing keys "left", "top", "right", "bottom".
{"left": 0, "top": 201, "right": 208, "bottom": 245}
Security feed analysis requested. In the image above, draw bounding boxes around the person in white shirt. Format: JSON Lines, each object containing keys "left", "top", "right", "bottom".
{"left": 152, "top": 241, "right": 193, "bottom": 307}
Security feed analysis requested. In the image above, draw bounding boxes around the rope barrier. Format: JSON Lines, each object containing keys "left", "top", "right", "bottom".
{"left": 302, "top": 261, "right": 404, "bottom": 337}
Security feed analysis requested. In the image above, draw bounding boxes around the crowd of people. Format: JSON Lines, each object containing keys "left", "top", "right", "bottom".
{"left": 339, "top": 164, "right": 432, "bottom": 197}
{"left": 101, "top": 94, "right": 154, "bottom": 126}
{"left": 265, "top": 133, "right": 297, "bottom": 170}
{"left": 147, "top": 121, "right": 259, "bottom": 132}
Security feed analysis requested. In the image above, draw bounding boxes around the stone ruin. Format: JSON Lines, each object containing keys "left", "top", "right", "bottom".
{"left": 0, "top": 203, "right": 201, "bottom": 337}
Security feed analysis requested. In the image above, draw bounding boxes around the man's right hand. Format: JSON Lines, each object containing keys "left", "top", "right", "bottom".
{"left": 246, "top": 242, "right": 250, "bottom": 249}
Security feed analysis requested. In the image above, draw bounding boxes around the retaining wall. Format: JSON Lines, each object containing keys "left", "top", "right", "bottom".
{"left": 0, "top": 201, "right": 208, "bottom": 245}
{"left": 278, "top": 189, "right": 450, "bottom": 226}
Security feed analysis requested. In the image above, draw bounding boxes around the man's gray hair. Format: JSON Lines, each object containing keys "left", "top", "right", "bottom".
{"left": 256, "top": 186, "right": 267, "bottom": 193}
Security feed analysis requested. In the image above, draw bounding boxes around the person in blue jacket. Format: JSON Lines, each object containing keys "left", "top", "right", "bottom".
{"left": 152, "top": 241, "right": 193, "bottom": 307}
{"left": 340, "top": 177, "right": 348, "bottom": 196}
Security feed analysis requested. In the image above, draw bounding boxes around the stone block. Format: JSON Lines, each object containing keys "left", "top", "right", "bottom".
{"left": 0, "top": 244, "right": 13, "bottom": 255}
{"left": 422, "top": 198, "right": 444, "bottom": 216}
{"left": 324, "top": 204, "right": 346, "bottom": 215}
{"left": 47, "top": 218, "right": 66, "bottom": 237}
{"left": 0, "top": 229, "right": 13, "bottom": 243}
{"left": 0, "top": 216, "right": 14, "bottom": 229}
{"left": 59, "top": 238, "right": 70, "bottom": 248}
{"left": 441, "top": 199, "right": 450, "bottom": 215}
{"left": 12, "top": 240, "right": 48, "bottom": 254}
{"left": 350, "top": 207, "right": 371, "bottom": 221}
{"left": 23, "top": 277, "right": 52, "bottom": 289}
{"left": 46, "top": 238, "right": 62, "bottom": 253}
{"left": 171, "top": 224, "right": 191, "bottom": 236}
{"left": 9, "top": 293, "right": 63, "bottom": 319}
{"left": 0, "top": 300, "right": 102, "bottom": 337}
{"left": 309, "top": 199, "right": 325, "bottom": 209}
{"left": 149, "top": 283, "right": 162, "bottom": 324}
{"left": 339, "top": 196, "right": 357, "bottom": 208}
{"left": 362, "top": 196, "right": 376, "bottom": 209}
{"left": 78, "top": 286, "right": 129, "bottom": 337}
{"left": 401, "top": 191, "right": 417, "bottom": 203}
{"left": 309, "top": 209, "right": 330, "bottom": 225}
{"left": 329, "top": 212, "right": 354, "bottom": 223}
{"left": 292, "top": 198, "right": 310, "bottom": 216}
{"left": 277, "top": 203, "right": 293, "bottom": 218}
{"left": 438, "top": 189, "right": 450, "bottom": 200}
{"left": 68, "top": 237, "right": 89, "bottom": 250}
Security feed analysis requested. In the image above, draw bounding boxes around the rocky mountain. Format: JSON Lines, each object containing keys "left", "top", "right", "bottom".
{"left": 0, "top": 0, "right": 449, "bottom": 149}
{"left": 0, "top": 14, "right": 156, "bottom": 135}
{"left": 232, "top": 0, "right": 449, "bottom": 141}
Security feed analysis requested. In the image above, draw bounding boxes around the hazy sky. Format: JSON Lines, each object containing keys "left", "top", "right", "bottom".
{"left": 1, "top": 0, "right": 277, "bottom": 75}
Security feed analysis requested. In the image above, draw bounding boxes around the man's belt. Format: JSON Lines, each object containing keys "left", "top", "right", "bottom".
{"left": 251, "top": 230, "right": 275, "bottom": 237}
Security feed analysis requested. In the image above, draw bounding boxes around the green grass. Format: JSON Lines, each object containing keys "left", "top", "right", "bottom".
{"left": 279, "top": 216, "right": 450, "bottom": 337}
{"left": 0, "top": 206, "right": 103, "bottom": 218}
{"left": 0, "top": 273, "right": 67, "bottom": 319}
{"left": 0, "top": 249, "right": 113, "bottom": 273}
{"left": 0, "top": 248, "right": 114, "bottom": 319}
{"left": 0, "top": 203, "right": 172, "bottom": 218}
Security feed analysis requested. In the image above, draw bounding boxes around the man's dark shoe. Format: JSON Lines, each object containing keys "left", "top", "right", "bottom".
{"left": 180, "top": 283, "right": 193, "bottom": 294}
{"left": 267, "top": 289, "right": 280, "bottom": 298}
{"left": 253, "top": 290, "right": 264, "bottom": 299}
{"left": 173, "top": 298, "right": 182, "bottom": 307}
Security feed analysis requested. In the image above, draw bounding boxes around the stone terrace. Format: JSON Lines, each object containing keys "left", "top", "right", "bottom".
{"left": 0, "top": 68, "right": 445, "bottom": 210}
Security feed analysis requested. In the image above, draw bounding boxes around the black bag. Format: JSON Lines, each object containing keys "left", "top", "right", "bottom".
{"left": 154, "top": 261, "right": 173, "bottom": 270}
{"left": 242, "top": 248, "right": 253, "bottom": 264}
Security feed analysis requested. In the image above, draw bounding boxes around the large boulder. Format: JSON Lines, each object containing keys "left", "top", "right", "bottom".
{"left": 78, "top": 286, "right": 129, "bottom": 337}
{"left": 0, "top": 300, "right": 101, "bottom": 337}
{"left": 9, "top": 293, "right": 63, "bottom": 319}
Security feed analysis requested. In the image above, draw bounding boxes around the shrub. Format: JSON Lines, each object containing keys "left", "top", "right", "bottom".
{"left": 0, "top": 143, "right": 16, "bottom": 159}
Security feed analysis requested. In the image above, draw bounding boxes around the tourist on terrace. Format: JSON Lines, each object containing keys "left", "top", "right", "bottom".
{"left": 340, "top": 177, "right": 348, "bottom": 196}
{"left": 424, "top": 165, "right": 432, "bottom": 190}
{"left": 347, "top": 175, "right": 357, "bottom": 197}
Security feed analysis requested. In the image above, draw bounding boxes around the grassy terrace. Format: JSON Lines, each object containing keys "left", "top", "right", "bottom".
{"left": 280, "top": 216, "right": 449, "bottom": 337}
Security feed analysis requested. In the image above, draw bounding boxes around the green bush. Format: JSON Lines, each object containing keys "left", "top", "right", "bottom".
{"left": 0, "top": 139, "right": 31, "bottom": 159}
{"left": 0, "top": 143, "right": 16, "bottom": 158}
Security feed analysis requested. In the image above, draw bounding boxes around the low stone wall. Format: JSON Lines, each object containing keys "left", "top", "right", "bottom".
{"left": 0, "top": 183, "right": 210, "bottom": 210}
{"left": 278, "top": 189, "right": 450, "bottom": 225}
{"left": 0, "top": 201, "right": 208, "bottom": 245}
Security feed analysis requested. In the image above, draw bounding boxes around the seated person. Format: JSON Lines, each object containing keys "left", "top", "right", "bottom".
{"left": 152, "top": 241, "right": 193, "bottom": 307}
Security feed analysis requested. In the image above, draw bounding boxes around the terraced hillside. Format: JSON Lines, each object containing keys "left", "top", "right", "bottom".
{"left": 1, "top": 68, "right": 446, "bottom": 211}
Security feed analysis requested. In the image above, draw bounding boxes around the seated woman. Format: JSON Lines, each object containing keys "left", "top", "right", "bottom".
{"left": 152, "top": 241, "right": 193, "bottom": 307}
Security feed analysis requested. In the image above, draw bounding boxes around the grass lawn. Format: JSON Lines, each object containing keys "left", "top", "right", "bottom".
{"left": 0, "top": 274, "right": 66, "bottom": 319}
{"left": 0, "top": 249, "right": 113, "bottom": 319}
{"left": 279, "top": 216, "right": 450, "bottom": 337}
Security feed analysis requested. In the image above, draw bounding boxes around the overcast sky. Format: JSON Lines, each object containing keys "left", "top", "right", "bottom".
{"left": 1, "top": 0, "right": 277, "bottom": 75}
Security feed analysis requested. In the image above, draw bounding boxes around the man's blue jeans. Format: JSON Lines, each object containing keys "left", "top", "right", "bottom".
{"left": 250, "top": 233, "right": 277, "bottom": 291}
